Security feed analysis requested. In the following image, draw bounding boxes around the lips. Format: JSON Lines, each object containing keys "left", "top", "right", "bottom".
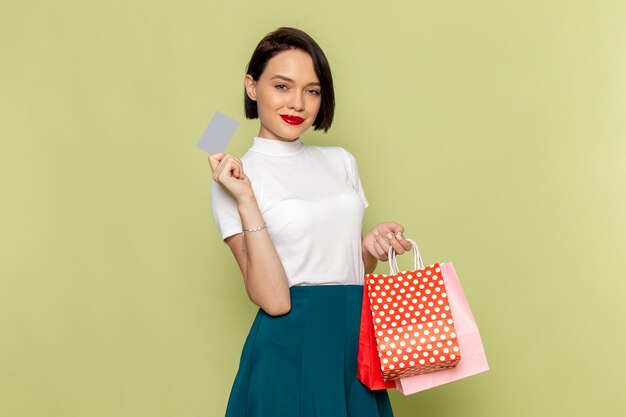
{"left": 280, "top": 114, "right": 305, "bottom": 125}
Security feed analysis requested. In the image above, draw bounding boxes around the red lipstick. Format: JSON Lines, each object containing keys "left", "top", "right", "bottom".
{"left": 280, "top": 114, "right": 305, "bottom": 125}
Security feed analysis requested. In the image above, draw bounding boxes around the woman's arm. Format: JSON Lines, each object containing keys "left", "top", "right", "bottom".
{"left": 224, "top": 195, "right": 291, "bottom": 317}
{"left": 209, "top": 153, "right": 290, "bottom": 316}
{"left": 362, "top": 233, "right": 378, "bottom": 274}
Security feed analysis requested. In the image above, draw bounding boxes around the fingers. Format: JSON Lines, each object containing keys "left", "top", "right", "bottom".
{"left": 398, "top": 233, "right": 413, "bottom": 251}
{"left": 385, "top": 222, "right": 405, "bottom": 235}
{"left": 373, "top": 240, "right": 388, "bottom": 261}
{"left": 207, "top": 153, "right": 224, "bottom": 171}
{"left": 376, "top": 230, "right": 408, "bottom": 255}
{"left": 211, "top": 153, "right": 245, "bottom": 182}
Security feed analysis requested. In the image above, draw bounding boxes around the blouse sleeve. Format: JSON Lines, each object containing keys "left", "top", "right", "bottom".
{"left": 210, "top": 179, "right": 243, "bottom": 242}
{"left": 341, "top": 147, "right": 369, "bottom": 209}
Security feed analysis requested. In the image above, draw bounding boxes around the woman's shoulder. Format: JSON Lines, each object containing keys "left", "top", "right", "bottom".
{"left": 309, "top": 145, "right": 357, "bottom": 172}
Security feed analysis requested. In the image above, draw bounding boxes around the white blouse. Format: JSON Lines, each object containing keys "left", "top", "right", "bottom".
{"left": 210, "top": 136, "right": 369, "bottom": 287}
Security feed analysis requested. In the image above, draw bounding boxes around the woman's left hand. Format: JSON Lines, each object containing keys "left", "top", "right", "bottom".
{"left": 362, "top": 221, "right": 413, "bottom": 262}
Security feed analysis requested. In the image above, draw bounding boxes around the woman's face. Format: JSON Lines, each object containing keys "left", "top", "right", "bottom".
{"left": 245, "top": 48, "right": 322, "bottom": 142}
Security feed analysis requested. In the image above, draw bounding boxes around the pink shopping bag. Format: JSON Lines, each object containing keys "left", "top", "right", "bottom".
{"left": 394, "top": 261, "right": 489, "bottom": 394}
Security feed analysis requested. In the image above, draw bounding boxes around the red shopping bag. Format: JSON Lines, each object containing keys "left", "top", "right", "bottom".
{"left": 357, "top": 286, "right": 396, "bottom": 390}
{"left": 358, "top": 239, "right": 463, "bottom": 387}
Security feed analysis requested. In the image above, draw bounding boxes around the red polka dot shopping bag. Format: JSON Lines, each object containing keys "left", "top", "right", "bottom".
{"left": 357, "top": 239, "right": 489, "bottom": 394}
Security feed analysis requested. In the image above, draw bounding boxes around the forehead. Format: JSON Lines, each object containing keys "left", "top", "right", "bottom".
{"left": 261, "top": 49, "right": 319, "bottom": 82}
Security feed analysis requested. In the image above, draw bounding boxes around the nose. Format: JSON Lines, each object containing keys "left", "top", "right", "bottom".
{"left": 288, "top": 90, "right": 305, "bottom": 111}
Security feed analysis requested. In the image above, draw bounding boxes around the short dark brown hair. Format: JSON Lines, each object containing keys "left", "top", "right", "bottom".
{"left": 244, "top": 27, "right": 335, "bottom": 132}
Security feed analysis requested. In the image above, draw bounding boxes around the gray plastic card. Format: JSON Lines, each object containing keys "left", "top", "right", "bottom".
{"left": 196, "top": 111, "right": 239, "bottom": 153}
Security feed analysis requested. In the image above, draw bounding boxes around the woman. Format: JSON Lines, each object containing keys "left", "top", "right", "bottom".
{"left": 208, "top": 27, "right": 412, "bottom": 417}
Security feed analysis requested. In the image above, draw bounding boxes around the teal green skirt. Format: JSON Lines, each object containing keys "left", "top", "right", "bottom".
{"left": 225, "top": 284, "right": 394, "bottom": 417}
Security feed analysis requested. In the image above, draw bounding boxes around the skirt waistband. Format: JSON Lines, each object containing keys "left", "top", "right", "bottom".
{"left": 288, "top": 284, "right": 364, "bottom": 300}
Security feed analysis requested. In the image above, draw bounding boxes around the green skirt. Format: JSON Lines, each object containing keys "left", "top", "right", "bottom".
{"left": 225, "top": 284, "right": 394, "bottom": 417}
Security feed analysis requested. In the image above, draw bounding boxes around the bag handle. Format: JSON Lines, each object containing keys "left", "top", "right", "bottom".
{"left": 388, "top": 238, "right": 424, "bottom": 275}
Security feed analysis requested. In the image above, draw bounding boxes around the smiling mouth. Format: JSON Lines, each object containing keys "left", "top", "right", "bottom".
{"left": 280, "top": 114, "right": 305, "bottom": 125}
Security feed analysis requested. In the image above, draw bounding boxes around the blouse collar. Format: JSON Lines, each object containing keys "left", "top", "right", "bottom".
{"left": 249, "top": 136, "right": 305, "bottom": 156}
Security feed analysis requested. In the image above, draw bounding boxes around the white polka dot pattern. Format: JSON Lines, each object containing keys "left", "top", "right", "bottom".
{"left": 365, "top": 263, "right": 461, "bottom": 380}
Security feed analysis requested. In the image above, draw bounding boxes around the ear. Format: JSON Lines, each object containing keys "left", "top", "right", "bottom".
{"left": 244, "top": 74, "right": 257, "bottom": 101}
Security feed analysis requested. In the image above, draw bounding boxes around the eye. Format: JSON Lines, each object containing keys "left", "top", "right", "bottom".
{"left": 275, "top": 84, "right": 288, "bottom": 90}
{"left": 308, "top": 89, "right": 321, "bottom": 96}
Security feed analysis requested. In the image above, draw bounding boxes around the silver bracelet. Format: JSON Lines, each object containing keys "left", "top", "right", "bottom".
{"left": 243, "top": 222, "right": 267, "bottom": 233}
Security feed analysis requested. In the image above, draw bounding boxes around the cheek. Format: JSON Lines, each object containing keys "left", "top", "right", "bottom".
{"left": 257, "top": 88, "right": 282, "bottom": 109}
{"left": 308, "top": 99, "right": 322, "bottom": 117}
{"left": 257, "top": 96, "right": 280, "bottom": 118}
{"left": 263, "top": 89, "right": 280, "bottom": 103}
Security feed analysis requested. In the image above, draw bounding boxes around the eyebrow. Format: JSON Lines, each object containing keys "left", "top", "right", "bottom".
{"left": 270, "top": 75, "right": 320, "bottom": 87}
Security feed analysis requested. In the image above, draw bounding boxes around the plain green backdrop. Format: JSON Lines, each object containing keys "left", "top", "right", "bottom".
{"left": 1, "top": 1, "right": 625, "bottom": 416}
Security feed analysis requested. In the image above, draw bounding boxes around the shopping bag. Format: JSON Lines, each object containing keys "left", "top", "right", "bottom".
{"left": 363, "top": 239, "right": 462, "bottom": 382}
{"left": 394, "top": 261, "right": 489, "bottom": 394}
{"left": 357, "top": 284, "right": 396, "bottom": 390}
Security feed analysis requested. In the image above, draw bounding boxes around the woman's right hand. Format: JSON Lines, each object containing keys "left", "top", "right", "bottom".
{"left": 208, "top": 153, "right": 254, "bottom": 202}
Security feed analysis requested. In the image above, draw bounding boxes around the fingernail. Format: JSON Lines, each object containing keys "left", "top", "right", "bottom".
{"left": 396, "top": 232, "right": 403, "bottom": 240}
{"left": 374, "top": 231, "right": 379, "bottom": 236}
{"left": 386, "top": 233, "right": 393, "bottom": 240}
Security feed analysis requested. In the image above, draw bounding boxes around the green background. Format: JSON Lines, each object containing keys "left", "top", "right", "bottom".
{"left": 1, "top": 1, "right": 625, "bottom": 416}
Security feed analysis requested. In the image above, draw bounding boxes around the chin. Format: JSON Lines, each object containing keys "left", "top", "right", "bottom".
{"left": 279, "top": 128, "right": 307, "bottom": 141}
